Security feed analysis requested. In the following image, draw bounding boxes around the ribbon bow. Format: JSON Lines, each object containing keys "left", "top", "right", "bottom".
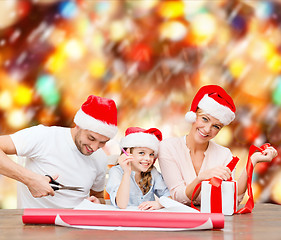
{"left": 237, "top": 143, "right": 271, "bottom": 214}
{"left": 191, "top": 143, "right": 272, "bottom": 214}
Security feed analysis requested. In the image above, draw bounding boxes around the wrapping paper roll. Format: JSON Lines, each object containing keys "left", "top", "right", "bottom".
{"left": 22, "top": 208, "right": 224, "bottom": 230}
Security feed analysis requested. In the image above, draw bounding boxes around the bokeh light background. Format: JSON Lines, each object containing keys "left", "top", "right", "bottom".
{"left": 1, "top": 0, "right": 281, "bottom": 208}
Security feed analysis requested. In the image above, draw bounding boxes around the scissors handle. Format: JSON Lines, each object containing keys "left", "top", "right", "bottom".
{"left": 45, "top": 175, "right": 84, "bottom": 192}
{"left": 46, "top": 175, "right": 61, "bottom": 191}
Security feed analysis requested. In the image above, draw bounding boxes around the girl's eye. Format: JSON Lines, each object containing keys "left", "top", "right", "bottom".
{"left": 150, "top": 153, "right": 155, "bottom": 157}
{"left": 139, "top": 151, "right": 145, "bottom": 155}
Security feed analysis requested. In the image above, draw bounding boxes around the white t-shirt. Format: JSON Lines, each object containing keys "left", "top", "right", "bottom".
{"left": 10, "top": 125, "right": 108, "bottom": 209}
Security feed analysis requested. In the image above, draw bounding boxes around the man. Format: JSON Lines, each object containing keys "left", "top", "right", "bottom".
{"left": 0, "top": 95, "right": 118, "bottom": 208}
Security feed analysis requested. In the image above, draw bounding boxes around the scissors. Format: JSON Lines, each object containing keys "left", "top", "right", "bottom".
{"left": 46, "top": 175, "right": 84, "bottom": 192}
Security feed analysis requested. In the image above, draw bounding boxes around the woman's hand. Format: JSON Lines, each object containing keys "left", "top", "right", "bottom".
{"left": 138, "top": 201, "right": 163, "bottom": 210}
{"left": 118, "top": 149, "right": 133, "bottom": 174}
{"left": 251, "top": 146, "right": 278, "bottom": 166}
{"left": 198, "top": 166, "right": 232, "bottom": 181}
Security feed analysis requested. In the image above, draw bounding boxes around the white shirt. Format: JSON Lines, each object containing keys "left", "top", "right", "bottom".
{"left": 11, "top": 125, "right": 108, "bottom": 209}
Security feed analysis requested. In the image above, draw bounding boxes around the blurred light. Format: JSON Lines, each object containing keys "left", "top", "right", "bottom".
{"left": 184, "top": 1, "right": 206, "bottom": 19}
{"left": 231, "top": 15, "right": 246, "bottom": 32}
{"left": 88, "top": 59, "right": 107, "bottom": 79}
{"left": 46, "top": 48, "right": 67, "bottom": 73}
{"left": 34, "top": 0, "right": 60, "bottom": 5}
{"left": 248, "top": 39, "right": 275, "bottom": 61}
{"left": 272, "top": 76, "right": 281, "bottom": 106}
{"left": 190, "top": 13, "right": 217, "bottom": 45}
{"left": 48, "top": 28, "right": 66, "bottom": 46}
{"left": 13, "top": 85, "right": 33, "bottom": 107}
{"left": 58, "top": 1, "right": 78, "bottom": 19}
{"left": 255, "top": 1, "right": 274, "bottom": 20}
{"left": 254, "top": 161, "right": 270, "bottom": 176}
{"left": 271, "top": 174, "right": 281, "bottom": 204}
{"left": 38, "top": 108, "right": 56, "bottom": 125}
{"left": 94, "top": 1, "right": 111, "bottom": 14}
{"left": 157, "top": 1, "right": 185, "bottom": 19}
{"left": 109, "top": 21, "right": 127, "bottom": 41}
{"left": 160, "top": 21, "right": 187, "bottom": 42}
{"left": 0, "top": 91, "right": 13, "bottom": 110}
{"left": 267, "top": 53, "right": 281, "bottom": 73}
{"left": 7, "top": 109, "right": 28, "bottom": 129}
{"left": 36, "top": 75, "right": 60, "bottom": 106}
{"left": 252, "top": 182, "right": 262, "bottom": 201}
{"left": 214, "top": 125, "right": 233, "bottom": 147}
{"left": 127, "top": 0, "right": 158, "bottom": 18}
{"left": 0, "top": 0, "right": 20, "bottom": 29}
{"left": 127, "top": 43, "right": 152, "bottom": 62}
{"left": 228, "top": 58, "right": 246, "bottom": 78}
{"left": 64, "top": 39, "right": 85, "bottom": 60}
{"left": 92, "top": 31, "right": 105, "bottom": 50}
{"left": 2, "top": 195, "right": 17, "bottom": 209}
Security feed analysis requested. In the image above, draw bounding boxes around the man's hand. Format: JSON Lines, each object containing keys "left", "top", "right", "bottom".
{"left": 25, "top": 174, "right": 57, "bottom": 198}
{"left": 86, "top": 196, "right": 101, "bottom": 204}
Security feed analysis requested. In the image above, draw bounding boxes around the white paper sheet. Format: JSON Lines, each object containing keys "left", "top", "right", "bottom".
{"left": 54, "top": 197, "right": 205, "bottom": 231}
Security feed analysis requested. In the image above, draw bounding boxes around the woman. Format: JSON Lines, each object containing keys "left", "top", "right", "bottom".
{"left": 158, "top": 85, "right": 277, "bottom": 205}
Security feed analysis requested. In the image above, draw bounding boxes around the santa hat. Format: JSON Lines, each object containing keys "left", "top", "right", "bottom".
{"left": 74, "top": 95, "right": 118, "bottom": 139}
{"left": 120, "top": 127, "right": 162, "bottom": 155}
{"left": 185, "top": 85, "right": 236, "bottom": 125}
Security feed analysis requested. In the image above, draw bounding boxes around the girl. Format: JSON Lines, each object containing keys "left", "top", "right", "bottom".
{"left": 158, "top": 85, "right": 278, "bottom": 205}
{"left": 106, "top": 127, "right": 170, "bottom": 210}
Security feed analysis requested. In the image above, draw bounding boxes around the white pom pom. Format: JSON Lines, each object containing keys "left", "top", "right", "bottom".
{"left": 185, "top": 111, "right": 196, "bottom": 123}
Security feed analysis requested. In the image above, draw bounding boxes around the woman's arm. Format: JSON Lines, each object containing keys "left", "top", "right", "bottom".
{"left": 237, "top": 146, "right": 278, "bottom": 195}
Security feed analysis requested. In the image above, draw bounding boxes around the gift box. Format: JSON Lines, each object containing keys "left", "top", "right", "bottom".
{"left": 200, "top": 180, "right": 238, "bottom": 216}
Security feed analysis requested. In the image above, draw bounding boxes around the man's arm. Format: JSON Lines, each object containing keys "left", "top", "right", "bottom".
{"left": 90, "top": 189, "right": 105, "bottom": 204}
{"left": 0, "top": 135, "right": 55, "bottom": 197}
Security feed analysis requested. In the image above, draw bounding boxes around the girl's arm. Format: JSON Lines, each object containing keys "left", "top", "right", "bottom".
{"left": 115, "top": 171, "right": 131, "bottom": 209}
{"left": 237, "top": 147, "right": 277, "bottom": 195}
{"left": 115, "top": 150, "right": 133, "bottom": 209}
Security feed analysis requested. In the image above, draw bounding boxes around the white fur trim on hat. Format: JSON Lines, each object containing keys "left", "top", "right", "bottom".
{"left": 74, "top": 108, "right": 118, "bottom": 139}
{"left": 198, "top": 94, "right": 235, "bottom": 125}
{"left": 120, "top": 132, "right": 160, "bottom": 155}
{"left": 185, "top": 111, "right": 197, "bottom": 123}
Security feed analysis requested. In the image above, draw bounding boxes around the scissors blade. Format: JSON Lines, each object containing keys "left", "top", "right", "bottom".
{"left": 59, "top": 186, "right": 84, "bottom": 192}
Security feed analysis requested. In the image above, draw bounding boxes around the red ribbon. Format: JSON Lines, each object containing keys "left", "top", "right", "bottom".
{"left": 191, "top": 156, "right": 239, "bottom": 213}
{"left": 237, "top": 143, "right": 271, "bottom": 214}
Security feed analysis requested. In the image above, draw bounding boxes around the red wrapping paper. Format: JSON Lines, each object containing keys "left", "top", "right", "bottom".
{"left": 22, "top": 208, "right": 224, "bottom": 229}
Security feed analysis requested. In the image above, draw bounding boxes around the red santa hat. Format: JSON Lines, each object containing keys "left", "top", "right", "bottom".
{"left": 185, "top": 85, "right": 236, "bottom": 125}
{"left": 120, "top": 127, "right": 162, "bottom": 155}
{"left": 74, "top": 95, "right": 118, "bottom": 139}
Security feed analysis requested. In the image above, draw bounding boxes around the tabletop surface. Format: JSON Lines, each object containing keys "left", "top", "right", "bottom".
{"left": 1, "top": 203, "right": 281, "bottom": 240}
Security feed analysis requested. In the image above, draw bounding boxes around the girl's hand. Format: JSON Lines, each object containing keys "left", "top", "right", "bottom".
{"left": 86, "top": 196, "right": 101, "bottom": 204}
{"left": 138, "top": 201, "right": 163, "bottom": 210}
{"left": 118, "top": 149, "right": 133, "bottom": 174}
{"left": 251, "top": 147, "right": 278, "bottom": 166}
{"left": 198, "top": 166, "right": 232, "bottom": 181}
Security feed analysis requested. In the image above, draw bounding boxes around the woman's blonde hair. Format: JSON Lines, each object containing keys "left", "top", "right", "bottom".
{"left": 120, "top": 147, "right": 153, "bottom": 195}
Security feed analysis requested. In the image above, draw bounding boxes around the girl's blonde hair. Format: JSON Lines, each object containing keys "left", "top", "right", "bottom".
{"left": 120, "top": 147, "right": 153, "bottom": 195}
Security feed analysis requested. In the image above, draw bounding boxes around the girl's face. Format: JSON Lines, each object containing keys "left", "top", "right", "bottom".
{"left": 130, "top": 147, "right": 155, "bottom": 173}
{"left": 191, "top": 111, "right": 223, "bottom": 144}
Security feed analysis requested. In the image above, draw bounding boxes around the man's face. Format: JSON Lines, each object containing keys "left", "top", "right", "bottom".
{"left": 74, "top": 128, "right": 110, "bottom": 156}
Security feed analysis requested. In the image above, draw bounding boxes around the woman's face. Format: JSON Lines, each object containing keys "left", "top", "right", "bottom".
{"left": 191, "top": 111, "right": 223, "bottom": 144}
{"left": 130, "top": 147, "right": 155, "bottom": 173}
